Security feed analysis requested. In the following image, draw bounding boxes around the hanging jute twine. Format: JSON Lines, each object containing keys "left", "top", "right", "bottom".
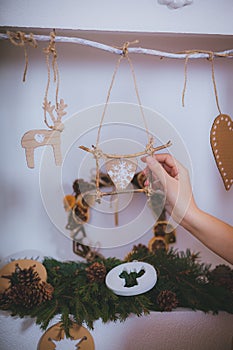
{"left": 181, "top": 49, "right": 222, "bottom": 114}
{"left": 43, "top": 30, "right": 60, "bottom": 129}
{"left": 7, "top": 31, "right": 37, "bottom": 82}
{"left": 208, "top": 52, "right": 222, "bottom": 115}
{"left": 95, "top": 40, "right": 151, "bottom": 148}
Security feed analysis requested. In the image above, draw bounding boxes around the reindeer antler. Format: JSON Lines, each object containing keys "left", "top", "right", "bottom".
{"left": 43, "top": 98, "right": 56, "bottom": 128}
{"left": 56, "top": 99, "right": 67, "bottom": 120}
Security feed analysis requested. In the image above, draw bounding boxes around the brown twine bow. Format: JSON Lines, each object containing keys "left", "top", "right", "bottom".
{"left": 181, "top": 49, "right": 222, "bottom": 114}
{"left": 7, "top": 31, "right": 37, "bottom": 82}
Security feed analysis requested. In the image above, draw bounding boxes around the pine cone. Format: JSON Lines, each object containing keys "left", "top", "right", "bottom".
{"left": 208, "top": 265, "right": 233, "bottom": 293}
{"left": 38, "top": 282, "right": 54, "bottom": 302}
{"left": 0, "top": 292, "right": 12, "bottom": 310}
{"left": 1, "top": 281, "right": 54, "bottom": 309}
{"left": 157, "top": 290, "right": 178, "bottom": 311}
{"left": 124, "top": 244, "right": 149, "bottom": 262}
{"left": 0, "top": 264, "right": 54, "bottom": 310}
{"left": 85, "top": 262, "right": 106, "bottom": 283}
{"left": 7, "top": 263, "right": 41, "bottom": 287}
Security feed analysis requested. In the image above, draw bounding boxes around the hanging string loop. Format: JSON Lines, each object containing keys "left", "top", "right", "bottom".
{"left": 7, "top": 31, "right": 37, "bottom": 82}
{"left": 43, "top": 30, "right": 61, "bottom": 129}
{"left": 181, "top": 49, "right": 222, "bottom": 113}
{"left": 96, "top": 40, "right": 150, "bottom": 148}
{"left": 208, "top": 52, "right": 222, "bottom": 115}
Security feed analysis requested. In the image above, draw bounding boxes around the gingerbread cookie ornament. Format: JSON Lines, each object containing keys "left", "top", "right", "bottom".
{"left": 210, "top": 114, "right": 233, "bottom": 190}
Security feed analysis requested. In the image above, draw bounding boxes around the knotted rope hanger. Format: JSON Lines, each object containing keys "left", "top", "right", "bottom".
{"left": 7, "top": 31, "right": 37, "bottom": 82}
{"left": 79, "top": 41, "right": 172, "bottom": 159}
{"left": 182, "top": 50, "right": 222, "bottom": 114}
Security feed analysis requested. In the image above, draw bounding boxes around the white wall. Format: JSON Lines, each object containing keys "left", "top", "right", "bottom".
{"left": 0, "top": 1, "right": 233, "bottom": 349}
{"left": 1, "top": 0, "right": 233, "bottom": 35}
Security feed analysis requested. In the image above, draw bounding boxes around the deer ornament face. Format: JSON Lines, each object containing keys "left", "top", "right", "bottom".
{"left": 21, "top": 98, "right": 67, "bottom": 168}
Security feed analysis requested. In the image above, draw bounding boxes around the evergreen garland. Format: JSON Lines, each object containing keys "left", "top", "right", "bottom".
{"left": 0, "top": 247, "right": 232, "bottom": 337}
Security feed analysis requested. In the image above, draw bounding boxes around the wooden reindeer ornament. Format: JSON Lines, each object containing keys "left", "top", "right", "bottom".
{"left": 21, "top": 30, "right": 67, "bottom": 169}
{"left": 21, "top": 98, "right": 67, "bottom": 168}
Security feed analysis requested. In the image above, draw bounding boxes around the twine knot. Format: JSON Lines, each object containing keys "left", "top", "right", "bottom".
{"left": 92, "top": 146, "right": 106, "bottom": 160}
{"left": 145, "top": 137, "right": 155, "bottom": 155}
{"left": 122, "top": 42, "right": 129, "bottom": 57}
{"left": 121, "top": 40, "right": 139, "bottom": 57}
{"left": 7, "top": 31, "right": 37, "bottom": 82}
{"left": 43, "top": 30, "right": 57, "bottom": 58}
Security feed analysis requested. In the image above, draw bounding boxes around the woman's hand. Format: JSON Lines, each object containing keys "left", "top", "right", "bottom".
{"left": 142, "top": 153, "right": 196, "bottom": 226}
{"left": 142, "top": 153, "right": 233, "bottom": 264}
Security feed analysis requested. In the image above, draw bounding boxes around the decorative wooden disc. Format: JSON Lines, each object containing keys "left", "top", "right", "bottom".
{"left": 37, "top": 321, "right": 95, "bottom": 350}
{"left": 0, "top": 259, "right": 47, "bottom": 293}
{"left": 210, "top": 114, "right": 233, "bottom": 191}
{"left": 105, "top": 158, "right": 137, "bottom": 190}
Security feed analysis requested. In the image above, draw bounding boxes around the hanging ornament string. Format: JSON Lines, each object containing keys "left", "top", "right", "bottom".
{"left": 209, "top": 52, "right": 222, "bottom": 115}
{"left": 181, "top": 49, "right": 222, "bottom": 113}
{"left": 95, "top": 40, "right": 151, "bottom": 148}
{"left": 43, "top": 30, "right": 60, "bottom": 129}
{"left": 7, "top": 31, "right": 37, "bottom": 82}
{"left": 182, "top": 53, "right": 191, "bottom": 107}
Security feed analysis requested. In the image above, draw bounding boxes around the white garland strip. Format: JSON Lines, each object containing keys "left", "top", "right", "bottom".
{"left": 0, "top": 32, "right": 233, "bottom": 59}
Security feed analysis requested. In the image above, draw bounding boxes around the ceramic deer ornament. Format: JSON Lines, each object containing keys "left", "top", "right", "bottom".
{"left": 21, "top": 98, "right": 67, "bottom": 168}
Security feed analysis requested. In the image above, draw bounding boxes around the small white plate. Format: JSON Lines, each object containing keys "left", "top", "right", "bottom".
{"left": 105, "top": 261, "right": 157, "bottom": 296}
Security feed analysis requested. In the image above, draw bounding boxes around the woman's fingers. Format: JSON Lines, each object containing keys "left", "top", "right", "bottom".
{"left": 142, "top": 153, "right": 179, "bottom": 179}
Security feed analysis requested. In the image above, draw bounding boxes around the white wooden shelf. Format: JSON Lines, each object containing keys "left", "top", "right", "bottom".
{"left": 0, "top": 0, "right": 233, "bottom": 36}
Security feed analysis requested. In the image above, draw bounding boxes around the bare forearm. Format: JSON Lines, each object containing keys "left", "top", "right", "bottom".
{"left": 143, "top": 154, "right": 233, "bottom": 264}
{"left": 182, "top": 208, "right": 233, "bottom": 265}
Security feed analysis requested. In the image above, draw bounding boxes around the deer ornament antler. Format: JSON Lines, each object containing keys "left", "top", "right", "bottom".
{"left": 21, "top": 98, "right": 67, "bottom": 168}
